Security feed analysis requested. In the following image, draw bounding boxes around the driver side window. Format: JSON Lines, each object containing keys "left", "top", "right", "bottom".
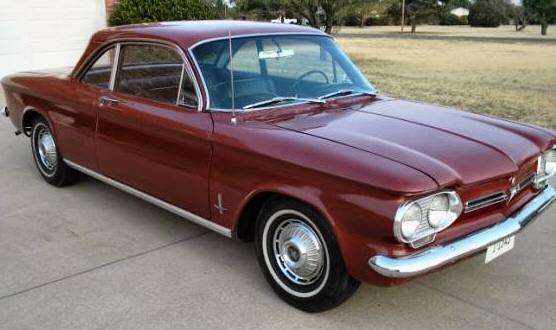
{"left": 81, "top": 47, "right": 116, "bottom": 89}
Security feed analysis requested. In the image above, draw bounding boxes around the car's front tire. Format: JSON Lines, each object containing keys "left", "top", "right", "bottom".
{"left": 255, "top": 198, "right": 360, "bottom": 312}
{"left": 31, "top": 117, "right": 78, "bottom": 186}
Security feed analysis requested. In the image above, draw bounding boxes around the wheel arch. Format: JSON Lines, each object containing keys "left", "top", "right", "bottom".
{"left": 22, "top": 108, "right": 49, "bottom": 137}
{"left": 234, "top": 188, "right": 339, "bottom": 244}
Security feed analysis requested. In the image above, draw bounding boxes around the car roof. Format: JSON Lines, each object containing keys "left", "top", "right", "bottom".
{"left": 72, "top": 20, "right": 328, "bottom": 78}
{"left": 93, "top": 20, "right": 327, "bottom": 48}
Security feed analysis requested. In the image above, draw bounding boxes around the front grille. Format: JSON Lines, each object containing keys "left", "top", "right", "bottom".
{"left": 518, "top": 173, "right": 536, "bottom": 190}
{"left": 465, "top": 191, "right": 507, "bottom": 213}
{"left": 464, "top": 172, "right": 537, "bottom": 213}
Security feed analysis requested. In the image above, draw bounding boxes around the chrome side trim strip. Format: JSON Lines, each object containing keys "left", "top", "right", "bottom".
{"left": 369, "top": 185, "right": 555, "bottom": 278}
{"left": 65, "top": 160, "right": 232, "bottom": 238}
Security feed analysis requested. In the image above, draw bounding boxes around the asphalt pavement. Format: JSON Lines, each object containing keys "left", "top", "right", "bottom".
{"left": 1, "top": 90, "right": 555, "bottom": 329}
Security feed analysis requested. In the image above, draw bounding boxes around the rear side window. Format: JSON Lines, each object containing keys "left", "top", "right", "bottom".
{"left": 81, "top": 47, "right": 116, "bottom": 89}
{"left": 114, "top": 44, "right": 195, "bottom": 106}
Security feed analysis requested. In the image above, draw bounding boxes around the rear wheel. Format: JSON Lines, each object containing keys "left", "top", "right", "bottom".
{"left": 255, "top": 198, "right": 360, "bottom": 312}
{"left": 31, "top": 117, "right": 78, "bottom": 186}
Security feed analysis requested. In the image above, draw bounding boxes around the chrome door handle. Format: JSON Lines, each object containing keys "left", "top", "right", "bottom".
{"left": 98, "top": 96, "right": 119, "bottom": 106}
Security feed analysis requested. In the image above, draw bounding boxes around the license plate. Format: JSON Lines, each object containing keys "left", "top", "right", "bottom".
{"left": 485, "top": 236, "right": 515, "bottom": 263}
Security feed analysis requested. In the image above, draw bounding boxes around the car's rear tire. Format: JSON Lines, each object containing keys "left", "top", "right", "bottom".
{"left": 255, "top": 197, "right": 360, "bottom": 312}
{"left": 31, "top": 117, "right": 78, "bottom": 186}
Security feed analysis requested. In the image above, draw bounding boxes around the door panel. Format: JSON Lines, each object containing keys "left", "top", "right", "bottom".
{"left": 96, "top": 93, "right": 213, "bottom": 218}
{"left": 52, "top": 81, "right": 100, "bottom": 170}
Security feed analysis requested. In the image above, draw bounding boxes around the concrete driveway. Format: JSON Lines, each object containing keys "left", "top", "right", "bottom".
{"left": 1, "top": 91, "right": 555, "bottom": 329}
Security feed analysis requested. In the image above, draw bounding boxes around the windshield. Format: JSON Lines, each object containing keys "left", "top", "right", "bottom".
{"left": 191, "top": 35, "right": 376, "bottom": 110}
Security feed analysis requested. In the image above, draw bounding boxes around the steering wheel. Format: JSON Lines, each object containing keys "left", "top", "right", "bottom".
{"left": 290, "top": 69, "right": 329, "bottom": 95}
{"left": 296, "top": 69, "right": 329, "bottom": 83}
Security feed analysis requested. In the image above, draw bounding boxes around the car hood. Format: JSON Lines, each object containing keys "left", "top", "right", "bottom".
{"left": 274, "top": 98, "right": 554, "bottom": 187}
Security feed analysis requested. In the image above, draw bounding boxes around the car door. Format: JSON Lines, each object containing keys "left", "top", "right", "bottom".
{"left": 95, "top": 42, "right": 213, "bottom": 218}
{"left": 53, "top": 46, "right": 119, "bottom": 171}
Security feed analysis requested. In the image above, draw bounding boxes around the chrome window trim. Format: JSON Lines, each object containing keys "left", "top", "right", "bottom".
{"left": 177, "top": 60, "right": 187, "bottom": 105}
{"left": 64, "top": 160, "right": 232, "bottom": 238}
{"left": 108, "top": 43, "right": 120, "bottom": 91}
{"left": 77, "top": 38, "right": 203, "bottom": 111}
{"left": 77, "top": 43, "right": 119, "bottom": 90}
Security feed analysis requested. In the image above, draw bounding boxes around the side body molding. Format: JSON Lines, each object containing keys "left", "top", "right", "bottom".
{"left": 65, "top": 160, "right": 232, "bottom": 237}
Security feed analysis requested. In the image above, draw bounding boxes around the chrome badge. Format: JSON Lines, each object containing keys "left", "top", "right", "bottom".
{"left": 507, "top": 176, "right": 518, "bottom": 203}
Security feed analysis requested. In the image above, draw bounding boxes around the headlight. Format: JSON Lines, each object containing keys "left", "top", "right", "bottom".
{"left": 535, "top": 146, "right": 556, "bottom": 188}
{"left": 400, "top": 204, "right": 421, "bottom": 239}
{"left": 428, "top": 194, "right": 450, "bottom": 227}
{"left": 394, "top": 191, "right": 462, "bottom": 248}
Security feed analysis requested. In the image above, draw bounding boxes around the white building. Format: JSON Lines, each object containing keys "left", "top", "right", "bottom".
{"left": 0, "top": 0, "right": 107, "bottom": 79}
{"left": 450, "top": 7, "right": 470, "bottom": 17}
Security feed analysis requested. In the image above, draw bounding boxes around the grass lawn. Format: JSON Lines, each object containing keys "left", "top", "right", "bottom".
{"left": 335, "top": 25, "right": 556, "bottom": 129}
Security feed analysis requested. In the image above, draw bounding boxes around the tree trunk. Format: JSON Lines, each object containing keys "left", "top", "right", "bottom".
{"left": 410, "top": 16, "right": 417, "bottom": 33}
{"left": 314, "top": 20, "right": 321, "bottom": 30}
{"left": 516, "top": 17, "right": 526, "bottom": 31}
{"left": 323, "top": 5, "right": 334, "bottom": 35}
{"left": 541, "top": 14, "right": 548, "bottom": 36}
{"left": 295, "top": 2, "right": 320, "bottom": 30}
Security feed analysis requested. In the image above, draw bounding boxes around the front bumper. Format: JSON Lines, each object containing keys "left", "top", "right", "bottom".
{"left": 369, "top": 185, "right": 556, "bottom": 278}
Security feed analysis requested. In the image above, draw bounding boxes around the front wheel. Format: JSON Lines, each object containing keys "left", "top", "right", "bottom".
{"left": 255, "top": 198, "right": 360, "bottom": 312}
{"left": 31, "top": 117, "right": 78, "bottom": 186}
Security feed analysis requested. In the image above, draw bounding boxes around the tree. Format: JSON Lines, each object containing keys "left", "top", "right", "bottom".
{"left": 451, "top": 0, "right": 473, "bottom": 9}
{"left": 235, "top": 0, "right": 291, "bottom": 21}
{"left": 320, "top": 0, "right": 351, "bottom": 33}
{"left": 406, "top": 0, "right": 446, "bottom": 33}
{"left": 109, "top": 0, "right": 220, "bottom": 26}
{"left": 284, "top": 0, "right": 351, "bottom": 34}
{"left": 512, "top": 5, "right": 528, "bottom": 30}
{"left": 468, "top": 0, "right": 510, "bottom": 27}
{"left": 210, "top": 0, "right": 231, "bottom": 18}
{"left": 235, "top": 0, "right": 350, "bottom": 34}
{"left": 347, "top": 0, "right": 388, "bottom": 27}
{"left": 386, "top": 1, "right": 404, "bottom": 24}
{"left": 523, "top": 0, "right": 556, "bottom": 35}
{"left": 289, "top": 0, "right": 323, "bottom": 30}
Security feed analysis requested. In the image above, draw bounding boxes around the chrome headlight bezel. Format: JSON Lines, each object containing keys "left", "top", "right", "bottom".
{"left": 534, "top": 145, "right": 556, "bottom": 189}
{"left": 394, "top": 191, "right": 463, "bottom": 248}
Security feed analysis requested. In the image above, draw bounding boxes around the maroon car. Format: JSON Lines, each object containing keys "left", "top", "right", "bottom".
{"left": 2, "top": 21, "right": 555, "bottom": 312}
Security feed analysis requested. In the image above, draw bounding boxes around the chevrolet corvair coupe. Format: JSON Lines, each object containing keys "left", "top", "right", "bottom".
{"left": 2, "top": 21, "right": 555, "bottom": 312}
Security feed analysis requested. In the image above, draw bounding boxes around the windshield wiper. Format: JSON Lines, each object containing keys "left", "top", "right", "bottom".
{"left": 242, "top": 96, "right": 325, "bottom": 110}
{"left": 318, "top": 89, "right": 377, "bottom": 100}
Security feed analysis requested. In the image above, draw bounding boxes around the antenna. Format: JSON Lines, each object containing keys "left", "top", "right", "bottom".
{"left": 228, "top": 30, "right": 237, "bottom": 125}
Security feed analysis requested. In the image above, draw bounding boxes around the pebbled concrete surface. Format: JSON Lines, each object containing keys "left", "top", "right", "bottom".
{"left": 1, "top": 90, "right": 555, "bottom": 329}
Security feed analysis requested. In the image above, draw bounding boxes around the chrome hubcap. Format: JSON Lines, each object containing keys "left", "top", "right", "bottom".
{"left": 37, "top": 127, "right": 57, "bottom": 171}
{"left": 273, "top": 219, "right": 324, "bottom": 285}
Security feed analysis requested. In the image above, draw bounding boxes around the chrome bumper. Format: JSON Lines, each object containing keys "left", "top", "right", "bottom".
{"left": 369, "top": 185, "right": 556, "bottom": 278}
